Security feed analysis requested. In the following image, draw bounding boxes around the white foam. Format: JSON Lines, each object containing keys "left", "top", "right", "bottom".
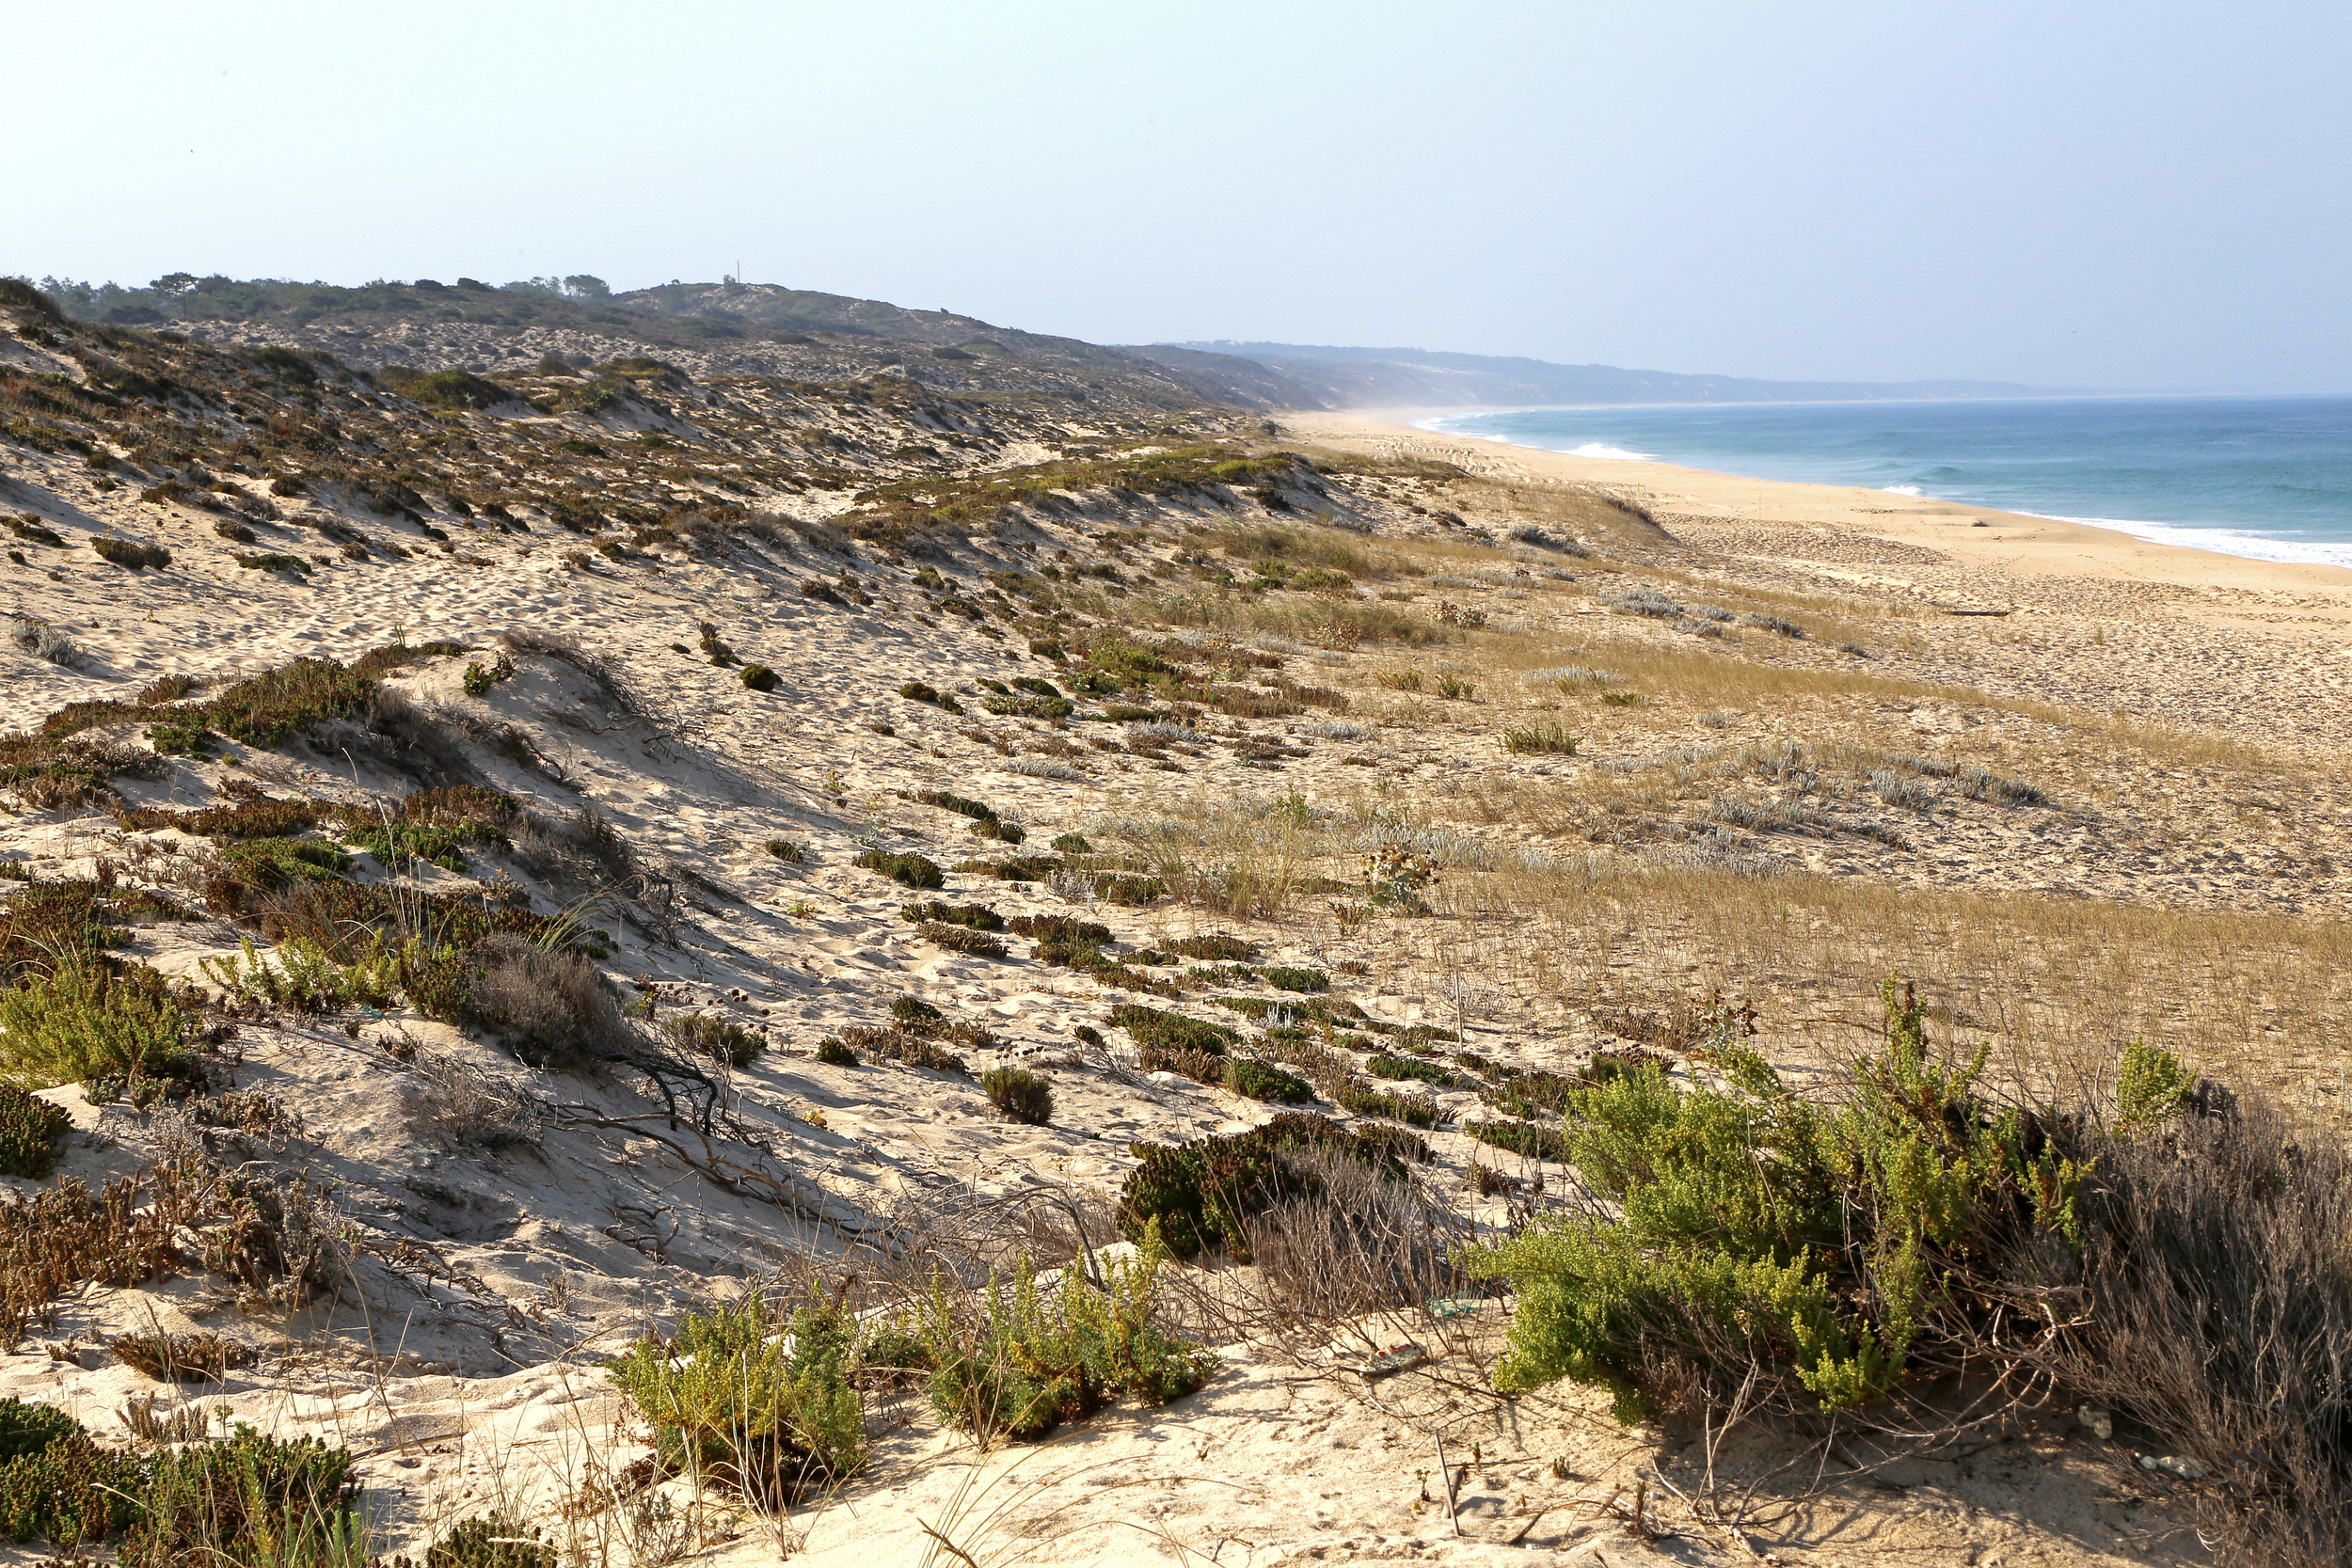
{"left": 1882, "top": 483, "right": 1923, "bottom": 496}
{"left": 2030, "top": 513, "right": 2352, "bottom": 570}
{"left": 1564, "top": 441, "right": 1657, "bottom": 461}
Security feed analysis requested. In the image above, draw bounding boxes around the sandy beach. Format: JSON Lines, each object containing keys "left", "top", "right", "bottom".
{"left": 1285, "top": 407, "right": 2352, "bottom": 601}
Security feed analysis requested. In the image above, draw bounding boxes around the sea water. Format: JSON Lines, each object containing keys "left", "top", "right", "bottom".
{"left": 1426, "top": 396, "right": 2352, "bottom": 569}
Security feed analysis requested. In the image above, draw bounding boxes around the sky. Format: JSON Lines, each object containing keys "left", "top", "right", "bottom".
{"left": 11, "top": 1, "right": 2350, "bottom": 391}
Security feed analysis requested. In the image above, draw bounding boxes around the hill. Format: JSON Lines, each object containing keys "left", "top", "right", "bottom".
{"left": 0, "top": 274, "right": 2347, "bottom": 1566}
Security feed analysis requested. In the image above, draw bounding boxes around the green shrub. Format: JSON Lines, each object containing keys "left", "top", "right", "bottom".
{"left": 0, "top": 1085, "right": 69, "bottom": 1178}
{"left": 764, "top": 838, "right": 805, "bottom": 863}
{"left": 91, "top": 537, "right": 170, "bottom": 569}
{"left": 1499, "top": 723, "right": 1581, "bottom": 755}
{"left": 2117, "top": 1037, "right": 2192, "bottom": 1126}
{"left": 1092, "top": 873, "right": 1164, "bottom": 906}
{"left": 1459, "top": 978, "right": 2110, "bottom": 1423}
{"left": 1225, "top": 1057, "right": 1315, "bottom": 1104}
{"left": 1137, "top": 1042, "right": 1225, "bottom": 1083}
{"left": 1118, "top": 1113, "right": 1407, "bottom": 1259}
{"left": 1009, "top": 913, "right": 1112, "bottom": 944}
{"left": 0, "top": 1400, "right": 143, "bottom": 1545}
{"left": 897, "top": 681, "right": 964, "bottom": 714}
{"left": 0, "top": 961, "right": 195, "bottom": 1087}
{"left": 214, "top": 519, "right": 257, "bottom": 545}
{"left": 217, "top": 837, "right": 350, "bottom": 894}
{"left": 607, "top": 1295, "right": 863, "bottom": 1504}
{"left": 920, "top": 1233, "right": 1215, "bottom": 1444}
{"left": 980, "top": 693, "right": 1073, "bottom": 720}
{"left": 914, "top": 789, "right": 1024, "bottom": 844}
{"left": 1368, "top": 1053, "right": 1456, "bottom": 1087}
{"left": 1462, "top": 1117, "right": 1574, "bottom": 1163}
{"left": 1109, "top": 1004, "right": 1235, "bottom": 1056}
{"left": 405, "top": 370, "right": 513, "bottom": 409}
{"left": 664, "top": 1013, "right": 765, "bottom": 1069}
{"left": 1334, "top": 1082, "right": 1441, "bottom": 1128}
{"left": 1049, "top": 832, "right": 1093, "bottom": 853}
{"left": 120, "top": 1426, "right": 359, "bottom": 1568}
{"left": 917, "top": 791, "right": 995, "bottom": 823}
{"left": 343, "top": 821, "right": 475, "bottom": 872}
{"left": 1262, "top": 965, "right": 1327, "bottom": 993}
{"left": 899, "top": 900, "right": 1004, "bottom": 931}
{"left": 983, "top": 1068, "right": 1052, "bottom": 1125}
{"left": 852, "top": 849, "right": 944, "bottom": 889}
{"left": 423, "top": 1513, "right": 557, "bottom": 1568}
{"left": 918, "top": 921, "right": 1007, "bottom": 958}
{"left": 740, "top": 663, "right": 780, "bottom": 692}
{"left": 891, "top": 995, "right": 945, "bottom": 1024}
{"left": 146, "top": 721, "right": 213, "bottom": 756}
{"left": 234, "top": 553, "right": 310, "bottom": 574}
{"left": 1168, "top": 933, "right": 1258, "bottom": 961}
{"left": 813, "top": 1038, "right": 857, "bottom": 1068}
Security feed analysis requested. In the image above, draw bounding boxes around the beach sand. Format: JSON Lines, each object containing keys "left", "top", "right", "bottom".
{"left": 1284, "top": 407, "right": 2352, "bottom": 601}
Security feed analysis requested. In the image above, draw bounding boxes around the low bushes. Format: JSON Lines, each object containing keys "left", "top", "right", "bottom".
{"left": 740, "top": 663, "right": 780, "bottom": 691}
{"left": 979, "top": 692, "right": 1073, "bottom": 720}
{"left": 1368, "top": 1053, "right": 1456, "bottom": 1087}
{"left": 422, "top": 1514, "right": 557, "bottom": 1568}
{"left": 663, "top": 1012, "right": 765, "bottom": 1069}
{"left": 915, "top": 921, "right": 1007, "bottom": 958}
{"left": 404, "top": 369, "right": 514, "bottom": 410}
{"left": 916, "top": 1240, "right": 1216, "bottom": 1444}
{"left": 1119, "top": 1112, "right": 1410, "bottom": 1259}
{"left": 1109, "top": 1004, "right": 1236, "bottom": 1057}
{"left": 1009, "top": 912, "right": 1111, "bottom": 944}
{"left": 901, "top": 899, "right": 1004, "bottom": 931}
{"left": 1458, "top": 980, "right": 2183, "bottom": 1439}
{"left": 0, "top": 1085, "right": 68, "bottom": 1178}
{"left": 0, "top": 1398, "right": 143, "bottom": 1545}
{"left": 0, "top": 961, "right": 196, "bottom": 1088}
{"left": 607, "top": 1295, "right": 863, "bottom": 1504}
{"left": 1462, "top": 1117, "right": 1574, "bottom": 1164}
{"left": 1225, "top": 1057, "right": 1315, "bottom": 1104}
{"left": 463, "top": 935, "right": 630, "bottom": 1068}
{"left": 1334, "top": 1082, "right": 1442, "bottom": 1128}
{"left": 852, "top": 849, "right": 944, "bottom": 889}
{"left": 1168, "top": 932, "right": 1257, "bottom": 961}
{"left": 913, "top": 789, "right": 1024, "bottom": 844}
{"left": 122, "top": 1427, "right": 359, "bottom": 1568}
{"left": 897, "top": 681, "right": 964, "bottom": 714}
{"left": 110, "top": 1329, "right": 248, "bottom": 1383}
{"left": 0, "top": 1397, "right": 359, "bottom": 1558}
{"left": 983, "top": 1068, "right": 1052, "bottom": 1125}
{"left": 1499, "top": 722, "right": 1581, "bottom": 755}
{"left": 1092, "top": 872, "right": 1164, "bottom": 905}
{"left": 91, "top": 538, "right": 171, "bottom": 569}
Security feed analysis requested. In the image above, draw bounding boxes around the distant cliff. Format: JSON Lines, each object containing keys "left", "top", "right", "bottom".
{"left": 1129, "top": 340, "right": 2055, "bottom": 410}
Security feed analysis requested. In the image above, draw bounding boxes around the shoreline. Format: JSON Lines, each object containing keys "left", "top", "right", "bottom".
{"left": 1278, "top": 407, "right": 2352, "bottom": 601}
{"left": 1398, "top": 399, "right": 2352, "bottom": 575}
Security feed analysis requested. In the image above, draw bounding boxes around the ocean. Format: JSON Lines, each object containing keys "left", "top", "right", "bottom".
{"left": 1425, "top": 395, "right": 2352, "bottom": 569}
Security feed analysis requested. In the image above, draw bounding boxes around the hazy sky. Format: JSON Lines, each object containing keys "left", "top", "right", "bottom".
{"left": 13, "top": 1, "right": 2348, "bottom": 390}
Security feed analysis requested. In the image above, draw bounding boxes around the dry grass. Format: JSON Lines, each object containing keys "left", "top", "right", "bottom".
{"left": 1408, "top": 858, "right": 2352, "bottom": 1111}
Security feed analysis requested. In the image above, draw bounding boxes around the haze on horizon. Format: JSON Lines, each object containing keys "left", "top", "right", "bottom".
{"left": 13, "top": 0, "right": 2348, "bottom": 394}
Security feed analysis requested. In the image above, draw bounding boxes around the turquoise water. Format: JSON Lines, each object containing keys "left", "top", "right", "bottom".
{"left": 1428, "top": 396, "right": 2352, "bottom": 568}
